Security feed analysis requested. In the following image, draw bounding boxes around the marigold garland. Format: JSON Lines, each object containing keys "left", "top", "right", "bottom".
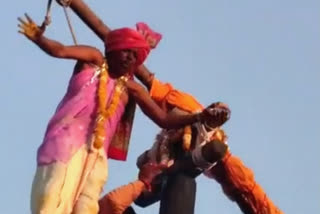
{"left": 183, "top": 125, "right": 192, "bottom": 151}
{"left": 211, "top": 128, "right": 227, "bottom": 143}
{"left": 92, "top": 62, "right": 128, "bottom": 149}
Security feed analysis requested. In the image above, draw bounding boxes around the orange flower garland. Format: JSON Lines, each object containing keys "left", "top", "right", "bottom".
{"left": 210, "top": 128, "right": 227, "bottom": 143}
{"left": 92, "top": 62, "right": 128, "bottom": 149}
{"left": 183, "top": 125, "right": 192, "bottom": 151}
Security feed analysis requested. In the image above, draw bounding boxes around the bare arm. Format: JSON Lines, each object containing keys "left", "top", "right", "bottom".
{"left": 99, "top": 163, "right": 166, "bottom": 214}
{"left": 99, "top": 180, "right": 145, "bottom": 214}
{"left": 35, "top": 37, "right": 104, "bottom": 65}
{"left": 126, "top": 80, "right": 202, "bottom": 129}
{"left": 135, "top": 65, "right": 155, "bottom": 90}
{"left": 18, "top": 14, "right": 104, "bottom": 66}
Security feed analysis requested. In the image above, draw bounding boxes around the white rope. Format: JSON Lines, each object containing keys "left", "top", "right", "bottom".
{"left": 43, "top": 0, "right": 53, "bottom": 27}
{"left": 62, "top": 6, "right": 78, "bottom": 45}
{"left": 43, "top": 0, "right": 78, "bottom": 45}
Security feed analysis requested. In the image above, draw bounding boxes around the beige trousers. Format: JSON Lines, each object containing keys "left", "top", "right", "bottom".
{"left": 31, "top": 145, "right": 108, "bottom": 214}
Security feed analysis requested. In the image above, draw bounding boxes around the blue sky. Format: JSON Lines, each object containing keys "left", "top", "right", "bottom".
{"left": 1, "top": 0, "right": 319, "bottom": 213}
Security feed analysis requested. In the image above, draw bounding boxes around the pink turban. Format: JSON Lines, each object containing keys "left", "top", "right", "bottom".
{"left": 105, "top": 23, "right": 162, "bottom": 66}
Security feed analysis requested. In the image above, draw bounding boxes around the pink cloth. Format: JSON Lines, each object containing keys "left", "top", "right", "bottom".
{"left": 136, "top": 22, "right": 162, "bottom": 49}
{"left": 37, "top": 65, "right": 125, "bottom": 165}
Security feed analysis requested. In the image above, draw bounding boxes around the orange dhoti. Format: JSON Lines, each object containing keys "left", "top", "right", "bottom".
{"left": 149, "top": 78, "right": 283, "bottom": 214}
{"left": 206, "top": 151, "right": 283, "bottom": 214}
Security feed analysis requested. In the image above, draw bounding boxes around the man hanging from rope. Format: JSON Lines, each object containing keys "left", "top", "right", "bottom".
{"left": 55, "top": 0, "right": 284, "bottom": 213}
{"left": 18, "top": 10, "right": 228, "bottom": 214}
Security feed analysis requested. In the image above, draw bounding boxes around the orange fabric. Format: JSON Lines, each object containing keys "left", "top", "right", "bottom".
{"left": 208, "top": 151, "right": 283, "bottom": 214}
{"left": 150, "top": 78, "right": 282, "bottom": 213}
{"left": 98, "top": 180, "right": 145, "bottom": 214}
{"left": 150, "top": 78, "right": 204, "bottom": 113}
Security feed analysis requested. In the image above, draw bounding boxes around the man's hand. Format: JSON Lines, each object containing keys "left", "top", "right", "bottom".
{"left": 201, "top": 102, "right": 231, "bottom": 128}
{"left": 18, "top": 14, "right": 45, "bottom": 42}
{"left": 136, "top": 150, "right": 150, "bottom": 169}
{"left": 138, "top": 162, "right": 167, "bottom": 191}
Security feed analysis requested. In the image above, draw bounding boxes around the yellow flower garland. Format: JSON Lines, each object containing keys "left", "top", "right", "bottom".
{"left": 183, "top": 125, "right": 192, "bottom": 151}
{"left": 92, "top": 62, "right": 128, "bottom": 149}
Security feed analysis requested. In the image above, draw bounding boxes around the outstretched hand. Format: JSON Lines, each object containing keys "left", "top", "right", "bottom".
{"left": 138, "top": 162, "right": 167, "bottom": 191}
{"left": 18, "top": 13, "right": 45, "bottom": 41}
{"left": 201, "top": 102, "right": 231, "bottom": 128}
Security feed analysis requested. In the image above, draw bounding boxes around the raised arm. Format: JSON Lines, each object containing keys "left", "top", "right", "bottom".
{"left": 126, "top": 80, "right": 200, "bottom": 129}
{"left": 18, "top": 13, "right": 104, "bottom": 66}
{"left": 125, "top": 80, "right": 229, "bottom": 129}
{"left": 135, "top": 65, "right": 155, "bottom": 90}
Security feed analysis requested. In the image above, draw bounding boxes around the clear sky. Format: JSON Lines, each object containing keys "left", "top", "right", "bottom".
{"left": 1, "top": 0, "right": 319, "bottom": 213}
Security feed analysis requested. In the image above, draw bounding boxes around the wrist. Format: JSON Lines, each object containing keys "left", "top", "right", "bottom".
{"left": 136, "top": 180, "right": 146, "bottom": 187}
{"left": 33, "top": 34, "right": 43, "bottom": 43}
{"left": 139, "top": 178, "right": 151, "bottom": 190}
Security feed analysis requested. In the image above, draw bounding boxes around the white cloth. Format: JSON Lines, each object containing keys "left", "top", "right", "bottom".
{"left": 31, "top": 145, "right": 108, "bottom": 214}
{"left": 191, "top": 123, "right": 218, "bottom": 171}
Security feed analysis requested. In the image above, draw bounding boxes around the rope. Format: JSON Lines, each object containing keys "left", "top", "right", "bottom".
{"left": 43, "top": 0, "right": 78, "bottom": 45}
{"left": 62, "top": 6, "right": 78, "bottom": 45}
{"left": 60, "top": 0, "right": 78, "bottom": 45}
{"left": 43, "top": 0, "right": 53, "bottom": 27}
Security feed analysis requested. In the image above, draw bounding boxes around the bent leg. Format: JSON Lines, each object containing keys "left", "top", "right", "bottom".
{"left": 208, "top": 153, "right": 283, "bottom": 214}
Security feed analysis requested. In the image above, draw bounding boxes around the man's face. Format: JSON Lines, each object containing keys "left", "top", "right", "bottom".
{"left": 106, "top": 49, "right": 138, "bottom": 76}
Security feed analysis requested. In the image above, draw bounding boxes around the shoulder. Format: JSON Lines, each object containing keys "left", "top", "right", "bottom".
{"left": 73, "top": 61, "right": 98, "bottom": 75}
